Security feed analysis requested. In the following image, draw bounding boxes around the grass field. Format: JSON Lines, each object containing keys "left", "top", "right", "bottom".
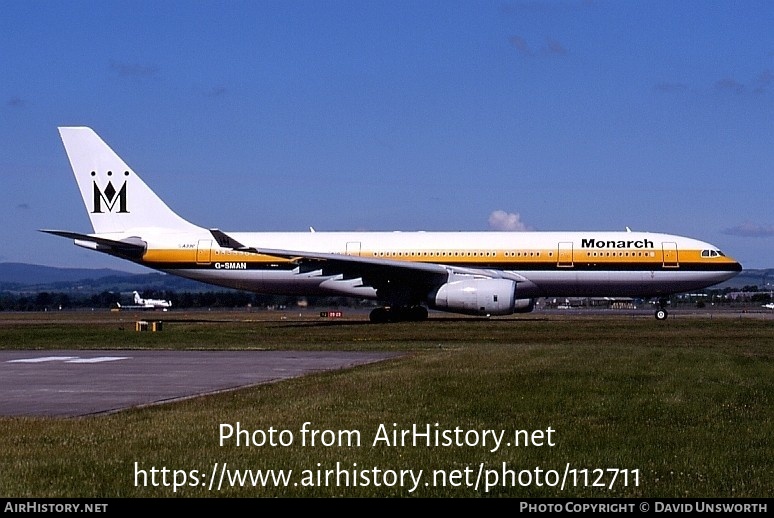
{"left": 0, "top": 309, "right": 771, "bottom": 498}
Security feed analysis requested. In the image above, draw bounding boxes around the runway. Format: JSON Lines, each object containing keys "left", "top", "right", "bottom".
{"left": 0, "top": 349, "right": 402, "bottom": 417}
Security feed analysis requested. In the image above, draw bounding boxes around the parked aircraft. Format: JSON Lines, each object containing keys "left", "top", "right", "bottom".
{"left": 116, "top": 291, "right": 171, "bottom": 311}
{"left": 123, "top": 291, "right": 172, "bottom": 310}
{"left": 43, "top": 127, "right": 742, "bottom": 322}
{"left": 132, "top": 291, "right": 171, "bottom": 309}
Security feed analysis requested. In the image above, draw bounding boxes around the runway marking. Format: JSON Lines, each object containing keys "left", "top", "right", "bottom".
{"left": 66, "top": 357, "right": 131, "bottom": 363}
{"left": 7, "top": 356, "right": 130, "bottom": 364}
{"left": 0, "top": 350, "right": 402, "bottom": 417}
{"left": 7, "top": 356, "right": 79, "bottom": 363}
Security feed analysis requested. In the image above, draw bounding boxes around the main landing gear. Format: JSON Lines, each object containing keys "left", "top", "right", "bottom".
{"left": 369, "top": 305, "right": 429, "bottom": 323}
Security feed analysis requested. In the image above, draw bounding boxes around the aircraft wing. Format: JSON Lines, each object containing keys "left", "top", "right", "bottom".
{"left": 210, "top": 228, "right": 523, "bottom": 275}
{"left": 209, "top": 229, "right": 520, "bottom": 298}
{"left": 210, "top": 229, "right": 446, "bottom": 271}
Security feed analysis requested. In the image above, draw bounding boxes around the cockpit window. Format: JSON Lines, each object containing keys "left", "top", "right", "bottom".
{"left": 702, "top": 250, "right": 724, "bottom": 258}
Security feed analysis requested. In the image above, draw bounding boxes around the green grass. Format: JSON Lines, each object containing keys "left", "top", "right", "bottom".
{"left": 0, "top": 311, "right": 771, "bottom": 497}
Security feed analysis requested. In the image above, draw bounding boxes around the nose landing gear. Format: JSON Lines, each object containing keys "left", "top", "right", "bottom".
{"left": 655, "top": 299, "right": 669, "bottom": 320}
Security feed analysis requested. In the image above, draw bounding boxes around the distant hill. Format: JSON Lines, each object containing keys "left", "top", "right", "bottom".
{"left": 0, "top": 263, "right": 134, "bottom": 284}
{"left": 717, "top": 268, "right": 774, "bottom": 290}
{"left": 0, "top": 263, "right": 212, "bottom": 293}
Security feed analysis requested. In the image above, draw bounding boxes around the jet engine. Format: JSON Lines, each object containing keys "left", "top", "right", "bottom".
{"left": 430, "top": 278, "right": 534, "bottom": 316}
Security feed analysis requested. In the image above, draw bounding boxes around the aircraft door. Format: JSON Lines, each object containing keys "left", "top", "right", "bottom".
{"left": 197, "top": 239, "right": 213, "bottom": 264}
{"left": 557, "top": 242, "right": 574, "bottom": 267}
{"left": 346, "top": 242, "right": 361, "bottom": 256}
{"left": 662, "top": 242, "right": 679, "bottom": 268}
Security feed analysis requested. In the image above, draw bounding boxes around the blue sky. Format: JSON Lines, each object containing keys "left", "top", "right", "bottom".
{"left": 1, "top": 0, "right": 772, "bottom": 272}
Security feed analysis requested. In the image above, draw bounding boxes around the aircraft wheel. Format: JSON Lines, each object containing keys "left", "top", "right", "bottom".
{"left": 655, "top": 309, "right": 668, "bottom": 320}
{"left": 410, "top": 306, "right": 429, "bottom": 321}
{"left": 369, "top": 307, "right": 389, "bottom": 323}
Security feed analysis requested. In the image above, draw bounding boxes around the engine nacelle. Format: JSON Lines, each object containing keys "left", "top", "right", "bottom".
{"left": 431, "top": 278, "right": 522, "bottom": 316}
{"left": 513, "top": 297, "right": 536, "bottom": 313}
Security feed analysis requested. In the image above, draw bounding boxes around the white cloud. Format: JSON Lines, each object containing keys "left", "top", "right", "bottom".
{"left": 488, "top": 210, "right": 531, "bottom": 231}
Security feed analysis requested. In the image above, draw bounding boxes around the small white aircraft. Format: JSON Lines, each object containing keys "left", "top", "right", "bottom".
{"left": 132, "top": 291, "right": 172, "bottom": 309}
{"left": 116, "top": 291, "right": 172, "bottom": 311}
{"left": 43, "top": 127, "right": 742, "bottom": 322}
{"left": 763, "top": 303, "right": 774, "bottom": 310}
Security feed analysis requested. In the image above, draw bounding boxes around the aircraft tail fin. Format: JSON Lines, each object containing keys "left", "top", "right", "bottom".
{"left": 58, "top": 127, "right": 201, "bottom": 234}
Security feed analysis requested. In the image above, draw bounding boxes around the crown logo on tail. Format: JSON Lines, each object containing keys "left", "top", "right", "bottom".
{"left": 91, "top": 171, "right": 129, "bottom": 214}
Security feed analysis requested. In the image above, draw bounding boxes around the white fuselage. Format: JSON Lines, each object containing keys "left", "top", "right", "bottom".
{"left": 128, "top": 229, "right": 741, "bottom": 300}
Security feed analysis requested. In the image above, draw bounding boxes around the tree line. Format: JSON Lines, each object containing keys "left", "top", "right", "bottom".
{"left": 0, "top": 287, "right": 769, "bottom": 312}
{"left": 0, "top": 290, "right": 363, "bottom": 312}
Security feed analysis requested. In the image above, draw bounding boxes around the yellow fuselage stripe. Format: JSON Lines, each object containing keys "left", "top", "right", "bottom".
{"left": 141, "top": 247, "right": 735, "bottom": 266}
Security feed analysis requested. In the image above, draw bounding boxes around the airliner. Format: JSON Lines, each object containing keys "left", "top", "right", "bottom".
{"left": 116, "top": 291, "right": 172, "bottom": 311}
{"left": 42, "top": 127, "right": 742, "bottom": 322}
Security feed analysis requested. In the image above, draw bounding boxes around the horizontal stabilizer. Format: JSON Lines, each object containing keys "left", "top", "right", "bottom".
{"left": 40, "top": 230, "right": 146, "bottom": 259}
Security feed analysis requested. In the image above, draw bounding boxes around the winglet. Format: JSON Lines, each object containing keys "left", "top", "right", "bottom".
{"left": 210, "top": 228, "right": 246, "bottom": 249}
